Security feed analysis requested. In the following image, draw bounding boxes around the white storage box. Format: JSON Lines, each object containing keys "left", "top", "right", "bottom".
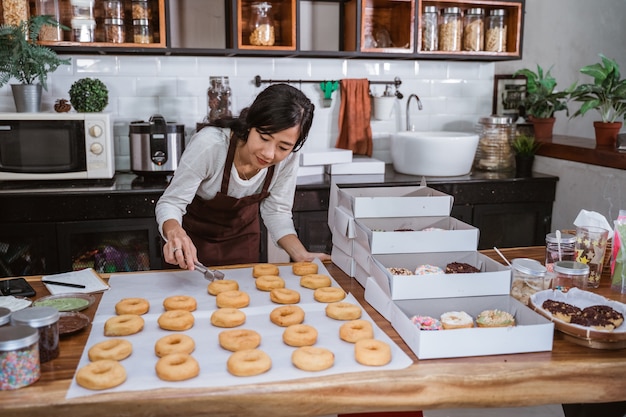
{"left": 331, "top": 245, "right": 355, "bottom": 277}
{"left": 326, "top": 156, "right": 386, "bottom": 175}
{"left": 364, "top": 276, "right": 554, "bottom": 359}
{"left": 369, "top": 251, "right": 511, "bottom": 300}
{"left": 337, "top": 185, "right": 453, "bottom": 219}
{"left": 354, "top": 216, "right": 479, "bottom": 254}
{"left": 300, "top": 148, "right": 352, "bottom": 166}
{"left": 331, "top": 224, "right": 354, "bottom": 256}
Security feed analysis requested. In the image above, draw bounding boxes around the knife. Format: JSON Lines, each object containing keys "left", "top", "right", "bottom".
{"left": 193, "top": 261, "right": 225, "bottom": 281}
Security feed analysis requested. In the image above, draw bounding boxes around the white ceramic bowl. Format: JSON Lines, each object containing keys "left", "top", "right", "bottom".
{"left": 391, "top": 131, "right": 479, "bottom": 176}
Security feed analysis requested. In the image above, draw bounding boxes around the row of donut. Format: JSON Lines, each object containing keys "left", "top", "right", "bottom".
{"left": 411, "top": 309, "right": 516, "bottom": 330}
{"left": 387, "top": 261, "right": 482, "bottom": 276}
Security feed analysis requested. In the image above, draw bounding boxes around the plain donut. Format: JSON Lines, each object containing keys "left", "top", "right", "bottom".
{"left": 115, "top": 298, "right": 150, "bottom": 315}
{"left": 300, "top": 274, "right": 331, "bottom": 289}
{"left": 226, "top": 349, "right": 272, "bottom": 376}
{"left": 88, "top": 339, "right": 132, "bottom": 361}
{"left": 325, "top": 302, "right": 362, "bottom": 321}
{"left": 292, "top": 261, "right": 318, "bottom": 276}
{"left": 157, "top": 310, "right": 195, "bottom": 331}
{"left": 255, "top": 275, "right": 285, "bottom": 291}
{"left": 218, "top": 329, "right": 261, "bottom": 352}
{"left": 208, "top": 279, "right": 239, "bottom": 295}
{"left": 270, "top": 305, "right": 305, "bottom": 327}
{"left": 104, "top": 314, "right": 144, "bottom": 336}
{"left": 253, "top": 263, "right": 279, "bottom": 278}
{"left": 313, "top": 287, "right": 346, "bottom": 303}
{"left": 282, "top": 324, "right": 318, "bottom": 347}
{"left": 163, "top": 295, "right": 197, "bottom": 312}
{"left": 354, "top": 339, "right": 392, "bottom": 366}
{"left": 155, "top": 334, "right": 196, "bottom": 357}
{"left": 211, "top": 308, "right": 246, "bottom": 328}
{"left": 339, "top": 320, "right": 374, "bottom": 343}
{"left": 216, "top": 290, "right": 250, "bottom": 309}
{"left": 76, "top": 360, "right": 127, "bottom": 390}
{"left": 291, "top": 346, "right": 334, "bottom": 371}
{"left": 155, "top": 353, "right": 200, "bottom": 381}
{"left": 270, "top": 288, "right": 300, "bottom": 304}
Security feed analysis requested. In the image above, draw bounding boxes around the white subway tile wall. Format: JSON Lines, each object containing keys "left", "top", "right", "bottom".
{"left": 0, "top": 56, "right": 495, "bottom": 171}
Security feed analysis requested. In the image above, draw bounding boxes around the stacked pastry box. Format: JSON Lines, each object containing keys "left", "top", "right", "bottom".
{"left": 329, "top": 183, "right": 555, "bottom": 359}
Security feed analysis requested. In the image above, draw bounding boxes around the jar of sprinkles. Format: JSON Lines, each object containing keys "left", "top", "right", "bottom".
{"left": 0, "top": 325, "right": 40, "bottom": 390}
{"left": 11, "top": 307, "right": 60, "bottom": 363}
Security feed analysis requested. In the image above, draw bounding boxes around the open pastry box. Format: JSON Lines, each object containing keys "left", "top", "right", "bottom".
{"left": 364, "top": 275, "right": 555, "bottom": 359}
{"left": 354, "top": 216, "right": 479, "bottom": 254}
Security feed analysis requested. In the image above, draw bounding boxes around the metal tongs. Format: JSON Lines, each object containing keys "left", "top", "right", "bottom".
{"left": 194, "top": 261, "right": 225, "bottom": 282}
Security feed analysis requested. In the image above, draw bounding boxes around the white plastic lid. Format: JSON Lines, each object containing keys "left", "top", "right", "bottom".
{"left": 71, "top": 18, "right": 96, "bottom": 28}
{"left": 0, "top": 325, "right": 39, "bottom": 351}
{"left": 70, "top": 0, "right": 94, "bottom": 6}
{"left": 11, "top": 306, "right": 60, "bottom": 328}
{"left": 511, "top": 258, "right": 547, "bottom": 276}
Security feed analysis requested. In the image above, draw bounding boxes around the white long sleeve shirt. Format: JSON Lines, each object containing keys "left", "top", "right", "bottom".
{"left": 155, "top": 126, "right": 299, "bottom": 245}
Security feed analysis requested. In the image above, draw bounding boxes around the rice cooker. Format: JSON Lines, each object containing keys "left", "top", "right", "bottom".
{"left": 129, "top": 114, "right": 185, "bottom": 176}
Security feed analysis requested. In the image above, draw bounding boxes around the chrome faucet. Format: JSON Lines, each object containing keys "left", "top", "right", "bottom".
{"left": 406, "top": 94, "right": 423, "bottom": 131}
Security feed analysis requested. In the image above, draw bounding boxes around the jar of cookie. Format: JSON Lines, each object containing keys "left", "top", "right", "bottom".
{"left": 474, "top": 116, "right": 515, "bottom": 171}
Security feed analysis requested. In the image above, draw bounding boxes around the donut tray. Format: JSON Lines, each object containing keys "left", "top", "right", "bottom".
{"left": 66, "top": 259, "right": 413, "bottom": 399}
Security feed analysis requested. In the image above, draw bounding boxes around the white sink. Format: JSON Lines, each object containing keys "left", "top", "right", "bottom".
{"left": 391, "top": 131, "right": 479, "bottom": 176}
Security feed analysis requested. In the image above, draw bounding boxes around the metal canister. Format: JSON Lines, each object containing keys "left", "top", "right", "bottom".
{"left": 474, "top": 116, "right": 515, "bottom": 171}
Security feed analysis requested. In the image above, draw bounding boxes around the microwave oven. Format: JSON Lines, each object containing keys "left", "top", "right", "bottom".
{"left": 0, "top": 112, "right": 114, "bottom": 180}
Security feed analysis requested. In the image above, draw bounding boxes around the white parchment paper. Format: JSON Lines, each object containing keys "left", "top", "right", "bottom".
{"left": 66, "top": 260, "right": 413, "bottom": 398}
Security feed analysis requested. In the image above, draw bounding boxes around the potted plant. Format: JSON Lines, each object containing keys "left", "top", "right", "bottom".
{"left": 569, "top": 54, "right": 626, "bottom": 146}
{"left": 514, "top": 65, "right": 571, "bottom": 139}
{"left": 0, "top": 15, "right": 70, "bottom": 112}
{"left": 511, "top": 133, "right": 541, "bottom": 177}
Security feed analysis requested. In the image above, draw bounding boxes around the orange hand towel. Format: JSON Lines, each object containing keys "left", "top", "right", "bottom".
{"left": 335, "top": 79, "right": 373, "bottom": 156}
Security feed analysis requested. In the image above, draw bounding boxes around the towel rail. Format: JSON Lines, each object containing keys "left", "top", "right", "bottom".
{"left": 253, "top": 75, "right": 403, "bottom": 98}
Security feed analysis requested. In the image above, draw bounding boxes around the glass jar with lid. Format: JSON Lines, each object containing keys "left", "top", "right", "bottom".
{"left": 463, "top": 8, "right": 484, "bottom": 51}
{"left": 0, "top": 325, "right": 40, "bottom": 390}
{"left": 70, "top": 0, "right": 94, "bottom": 19}
{"left": 133, "top": 19, "right": 152, "bottom": 43}
{"left": 132, "top": 0, "right": 150, "bottom": 19}
{"left": 105, "top": 18, "right": 125, "bottom": 43}
{"left": 545, "top": 232, "right": 576, "bottom": 272}
{"left": 510, "top": 258, "right": 550, "bottom": 305}
{"left": 206, "top": 76, "right": 232, "bottom": 123}
{"left": 104, "top": 0, "right": 124, "bottom": 19}
{"left": 485, "top": 9, "right": 507, "bottom": 52}
{"left": 421, "top": 5, "right": 438, "bottom": 51}
{"left": 438, "top": 7, "right": 462, "bottom": 51}
{"left": 11, "top": 306, "right": 60, "bottom": 363}
{"left": 474, "top": 116, "right": 515, "bottom": 171}
{"left": 71, "top": 18, "right": 96, "bottom": 43}
{"left": 2, "top": 0, "right": 29, "bottom": 27}
{"left": 249, "top": 2, "right": 275, "bottom": 46}
{"left": 35, "top": 0, "right": 62, "bottom": 41}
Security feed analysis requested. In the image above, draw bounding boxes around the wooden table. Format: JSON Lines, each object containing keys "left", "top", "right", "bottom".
{"left": 1, "top": 247, "right": 625, "bottom": 417}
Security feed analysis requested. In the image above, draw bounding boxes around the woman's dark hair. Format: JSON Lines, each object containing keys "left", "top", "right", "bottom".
{"left": 211, "top": 83, "right": 314, "bottom": 152}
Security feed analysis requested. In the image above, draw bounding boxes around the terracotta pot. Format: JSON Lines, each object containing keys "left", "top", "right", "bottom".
{"left": 593, "top": 121, "right": 622, "bottom": 147}
{"left": 529, "top": 117, "right": 555, "bottom": 140}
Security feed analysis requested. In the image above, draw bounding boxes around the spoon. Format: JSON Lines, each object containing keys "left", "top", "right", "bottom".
{"left": 493, "top": 247, "right": 512, "bottom": 267}
{"left": 194, "top": 261, "right": 225, "bottom": 281}
{"left": 556, "top": 230, "right": 563, "bottom": 261}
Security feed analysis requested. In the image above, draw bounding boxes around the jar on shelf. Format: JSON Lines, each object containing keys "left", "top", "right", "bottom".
{"left": 438, "top": 7, "right": 462, "bottom": 52}
{"left": 249, "top": 2, "right": 275, "bottom": 47}
{"left": 2, "top": 0, "right": 29, "bottom": 27}
{"left": 474, "top": 116, "right": 515, "bottom": 171}
{"left": 133, "top": 19, "right": 152, "bottom": 44}
{"left": 0, "top": 325, "right": 40, "bottom": 390}
{"left": 105, "top": 18, "right": 125, "bottom": 43}
{"left": 34, "top": 0, "right": 62, "bottom": 41}
{"left": 70, "top": 0, "right": 94, "bottom": 19}
{"left": 132, "top": 0, "right": 150, "bottom": 20}
{"left": 463, "top": 8, "right": 484, "bottom": 51}
{"left": 421, "top": 5, "right": 438, "bottom": 51}
{"left": 206, "top": 76, "right": 232, "bottom": 123}
{"left": 10, "top": 306, "right": 60, "bottom": 363}
{"left": 486, "top": 9, "right": 507, "bottom": 52}
{"left": 104, "top": 0, "right": 124, "bottom": 19}
{"left": 71, "top": 18, "right": 96, "bottom": 43}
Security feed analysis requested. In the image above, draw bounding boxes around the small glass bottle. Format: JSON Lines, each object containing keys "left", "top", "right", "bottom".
{"left": 2, "top": 0, "right": 29, "bottom": 27}
{"left": 474, "top": 116, "right": 516, "bottom": 171}
{"left": 35, "top": 0, "right": 62, "bottom": 41}
{"left": 249, "top": 2, "right": 275, "bottom": 46}
{"left": 485, "top": 9, "right": 507, "bottom": 52}
{"left": 206, "top": 76, "right": 232, "bottom": 123}
{"left": 552, "top": 261, "right": 590, "bottom": 292}
{"left": 70, "top": 0, "right": 94, "bottom": 19}
{"left": 11, "top": 307, "right": 60, "bottom": 363}
{"left": 71, "top": 18, "right": 96, "bottom": 43}
{"left": 133, "top": 19, "right": 152, "bottom": 43}
{"left": 463, "top": 8, "right": 484, "bottom": 51}
{"left": 421, "top": 6, "right": 438, "bottom": 51}
{"left": 545, "top": 232, "right": 576, "bottom": 272}
{"left": 104, "top": 0, "right": 124, "bottom": 19}
{"left": 105, "top": 18, "right": 125, "bottom": 43}
{"left": 438, "top": 7, "right": 462, "bottom": 52}
{"left": 510, "top": 258, "right": 549, "bottom": 305}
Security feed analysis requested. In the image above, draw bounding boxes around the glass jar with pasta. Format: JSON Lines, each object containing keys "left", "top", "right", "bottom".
{"left": 463, "top": 8, "right": 484, "bottom": 51}
{"left": 486, "top": 9, "right": 507, "bottom": 52}
{"left": 249, "top": 2, "right": 275, "bottom": 47}
{"left": 438, "top": 7, "right": 462, "bottom": 52}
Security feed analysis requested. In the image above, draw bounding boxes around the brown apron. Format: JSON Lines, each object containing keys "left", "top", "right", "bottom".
{"left": 182, "top": 138, "right": 275, "bottom": 265}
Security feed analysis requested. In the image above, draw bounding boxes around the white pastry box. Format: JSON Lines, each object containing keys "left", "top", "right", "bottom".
{"left": 369, "top": 251, "right": 511, "bottom": 301}
{"left": 364, "top": 276, "right": 554, "bottom": 359}
{"left": 300, "top": 148, "right": 352, "bottom": 166}
{"left": 325, "top": 156, "right": 386, "bottom": 175}
{"left": 354, "top": 216, "right": 479, "bottom": 254}
{"left": 331, "top": 245, "right": 355, "bottom": 277}
{"left": 336, "top": 185, "right": 453, "bottom": 219}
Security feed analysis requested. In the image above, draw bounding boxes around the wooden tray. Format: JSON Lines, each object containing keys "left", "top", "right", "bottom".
{"left": 529, "top": 288, "right": 626, "bottom": 349}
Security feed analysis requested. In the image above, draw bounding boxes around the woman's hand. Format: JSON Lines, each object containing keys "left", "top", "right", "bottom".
{"left": 303, "top": 252, "right": 332, "bottom": 262}
{"left": 162, "top": 219, "right": 198, "bottom": 269}
{"left": 277, "top": 234, "right": 331, "bottom": 263}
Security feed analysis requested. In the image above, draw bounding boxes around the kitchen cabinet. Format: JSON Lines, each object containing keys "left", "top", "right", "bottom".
{"left": 6, "top": 0, "right": 524, "bottom": 60}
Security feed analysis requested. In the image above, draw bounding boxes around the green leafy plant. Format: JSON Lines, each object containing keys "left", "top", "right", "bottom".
{"left": 569, "top": 54, "right": 626, "bottom": 123}
{"left": 0, "top": 15, "right": 70, "bottom": 90}
{"left": 511, "top": 133, "right": 541, "bottom": 156}
{"left": 514, "top": 65, "right": 571, "bottom": 119}
{"left": 69, "top": 78, "right": 109, "bottom": 112}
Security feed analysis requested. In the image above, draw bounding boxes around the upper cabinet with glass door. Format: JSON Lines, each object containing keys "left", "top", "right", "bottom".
{"left": 1, "top": 0, "right": 524, "bottom": 60}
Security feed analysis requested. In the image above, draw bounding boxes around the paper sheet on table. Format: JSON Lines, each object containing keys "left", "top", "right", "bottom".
{"left": 66, "top": 259, "right": 413, "bottom": 399}
{"left": 42, "top": 268, "right": 110, "bottom": 295}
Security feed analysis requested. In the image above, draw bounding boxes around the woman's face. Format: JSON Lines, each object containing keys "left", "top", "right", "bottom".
{"left": 244, "top": 126, "right": 300, "bottom": 168}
